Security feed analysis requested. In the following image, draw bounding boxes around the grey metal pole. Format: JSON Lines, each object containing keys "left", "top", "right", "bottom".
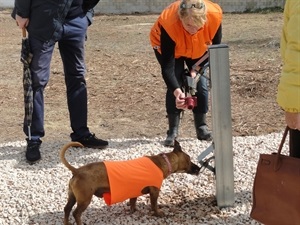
{"left": 208, "top": 44, "right": 234, "bottom": 207}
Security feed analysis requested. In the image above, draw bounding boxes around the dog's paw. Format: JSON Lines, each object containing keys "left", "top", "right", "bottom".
{"left": 130, "top": 206, "right": 137, "bottom": 213}
{"left": 152, "top": 210, "right": 165, "bottom": 217}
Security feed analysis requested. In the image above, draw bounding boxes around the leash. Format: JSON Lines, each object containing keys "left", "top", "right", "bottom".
{"left": 160, "top": 153, "right": 172, "bottom": 176}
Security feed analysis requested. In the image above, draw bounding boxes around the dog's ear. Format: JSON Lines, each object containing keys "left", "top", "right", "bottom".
{"left": 173, "top": 140, "right": 182, "bottom": 152}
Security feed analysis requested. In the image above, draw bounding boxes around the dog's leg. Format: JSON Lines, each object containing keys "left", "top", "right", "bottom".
{"left": 73, "top": 197, "right": 92, "bottom": 225}
{"left": 129, "top": 198, "right": 137, "bottom": 213}
{"left": 64, "top": 191, "right": 76, "bottom": 225}
{"left": 149, "top": 187, "right": 164, "bottom": 217}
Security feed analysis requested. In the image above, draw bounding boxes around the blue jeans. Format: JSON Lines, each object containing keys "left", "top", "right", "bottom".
{"left": 26, "top": 15, "right": 90, "bottom": 141}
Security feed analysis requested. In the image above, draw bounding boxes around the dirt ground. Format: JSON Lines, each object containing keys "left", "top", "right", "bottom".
{"left": 0, "top": 10, "right": 285, "bottom": 144}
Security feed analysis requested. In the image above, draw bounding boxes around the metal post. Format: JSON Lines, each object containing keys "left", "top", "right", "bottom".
{"left": 208, "top": 44, "right": 234, "bottom": 207}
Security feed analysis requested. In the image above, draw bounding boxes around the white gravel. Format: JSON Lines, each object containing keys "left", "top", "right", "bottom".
{"left": 0, "top": 132, "right": 288, "bottom": 225}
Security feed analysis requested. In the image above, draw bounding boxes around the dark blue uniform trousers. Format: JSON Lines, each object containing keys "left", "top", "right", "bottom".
{"left": 27, "top": 15, "right": 90, "bottom": 141}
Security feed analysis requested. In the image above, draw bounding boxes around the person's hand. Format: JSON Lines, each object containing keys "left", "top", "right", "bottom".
{"left": 16, "top": 15, "right": 29, "bottom": 29}
{"left": 285, "top": 112, "right": 300, "bottom": 130}
{"left": 190, "top": 69, "right": 197, "bottom": 78}
{"left": 174, "top": 88, "right": 186, "bottom": 109}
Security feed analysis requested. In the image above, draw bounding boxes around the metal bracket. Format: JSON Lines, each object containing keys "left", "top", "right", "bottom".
{"left": 198, "top": 144, "right": 215, "bottom": 174}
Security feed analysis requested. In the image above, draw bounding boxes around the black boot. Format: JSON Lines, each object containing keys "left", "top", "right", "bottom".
{"left": 164, "top": 114, "right": 180, "bottom": 147}
{"left": 26, "top": 138, "right": 42, "bottom": 163}
{"left": 194, "top": 113, "right": 212, "bottom": 141}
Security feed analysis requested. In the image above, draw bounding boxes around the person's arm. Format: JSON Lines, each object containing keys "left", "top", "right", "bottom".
{"left": 160, "top": 27, "right": 186, "bottom": 109}
{"left": 82, "top": 0, "right": 100, "bottom": 14}
{"left": 212, "top": 24, "right": 222, "bottom": 45}
{"left": 160, "top": 27, "right": 181, "bottom": 93}
{"left": 278, "top": 0, "right": 300, "bottom": 130}
{"left": 13, "top": 0, "right": 31, "bottom": 18}
{"left": 12, "top": 0, "right": 31, "bottom": 29}
{"left": 86, "top": 8, "right": 95, "bottom": 26}
{"left": 83, "top": 0, "right": 100, "bottom": 26}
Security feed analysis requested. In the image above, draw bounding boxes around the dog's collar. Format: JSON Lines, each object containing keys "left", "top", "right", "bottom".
{"left": 160, "top": 153, "right": 172, "bottom": 176}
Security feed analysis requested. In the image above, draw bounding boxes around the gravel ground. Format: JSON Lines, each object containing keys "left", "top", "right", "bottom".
{"left": 0, "top": 132, "right": 288, "bottom": 225}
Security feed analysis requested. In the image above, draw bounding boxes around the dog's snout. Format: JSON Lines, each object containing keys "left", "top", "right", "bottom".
{"left": 190, "top": 163, "right": 200, "bottom": 175}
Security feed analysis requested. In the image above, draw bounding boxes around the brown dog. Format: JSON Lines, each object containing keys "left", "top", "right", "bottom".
{"left": 60, "top": 140, "right": 200, "bottom": 225}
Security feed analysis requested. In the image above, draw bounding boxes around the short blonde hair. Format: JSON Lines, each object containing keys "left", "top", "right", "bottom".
{"left": 178, "top": 0, "right": 207, "bottom": 28}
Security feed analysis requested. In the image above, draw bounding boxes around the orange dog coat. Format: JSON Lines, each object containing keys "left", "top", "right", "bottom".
{"left": 103, "top": 157, "right": 164, "bottom": 205}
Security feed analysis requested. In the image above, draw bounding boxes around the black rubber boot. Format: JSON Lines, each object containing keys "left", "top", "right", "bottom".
{"left": 194, "top": 113, "right": 212, "bottom": 141}
{"left": 164, "top": 114, "right": 180, "bottom": 147}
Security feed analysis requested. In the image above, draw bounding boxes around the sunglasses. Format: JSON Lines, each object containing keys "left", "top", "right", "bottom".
{"left": 180, "top": 2, "right": 205, "bottom": 9}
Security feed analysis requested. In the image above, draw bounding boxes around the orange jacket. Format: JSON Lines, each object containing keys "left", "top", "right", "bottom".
{"left": 150, "top": 0, "right": 222, "bottom": 59}
{"left": 103, "top": 157, "right": 163, "bottom": 205}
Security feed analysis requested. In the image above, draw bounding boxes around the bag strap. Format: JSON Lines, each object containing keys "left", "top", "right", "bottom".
{"left": 192, "top": 52, "right": 209, "bottom": 72}
{"left": 277, "top": 126, "right": 289, "bottom": 155}
{"left": 274, "top": 126, "right": 290, "bottom": 171}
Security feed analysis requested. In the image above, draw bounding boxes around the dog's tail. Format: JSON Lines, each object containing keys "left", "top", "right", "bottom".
{"left": 60, "top": 142, "right": 84, "bottom": 174}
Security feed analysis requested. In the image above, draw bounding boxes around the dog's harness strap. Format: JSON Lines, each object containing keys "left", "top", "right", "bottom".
{"left": 160, "top": 153, "right": 172, "bottom": 176}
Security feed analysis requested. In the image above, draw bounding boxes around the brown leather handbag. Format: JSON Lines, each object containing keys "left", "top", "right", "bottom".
{"left": 250, "top": 126, "right": 300, "bottom": 225}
